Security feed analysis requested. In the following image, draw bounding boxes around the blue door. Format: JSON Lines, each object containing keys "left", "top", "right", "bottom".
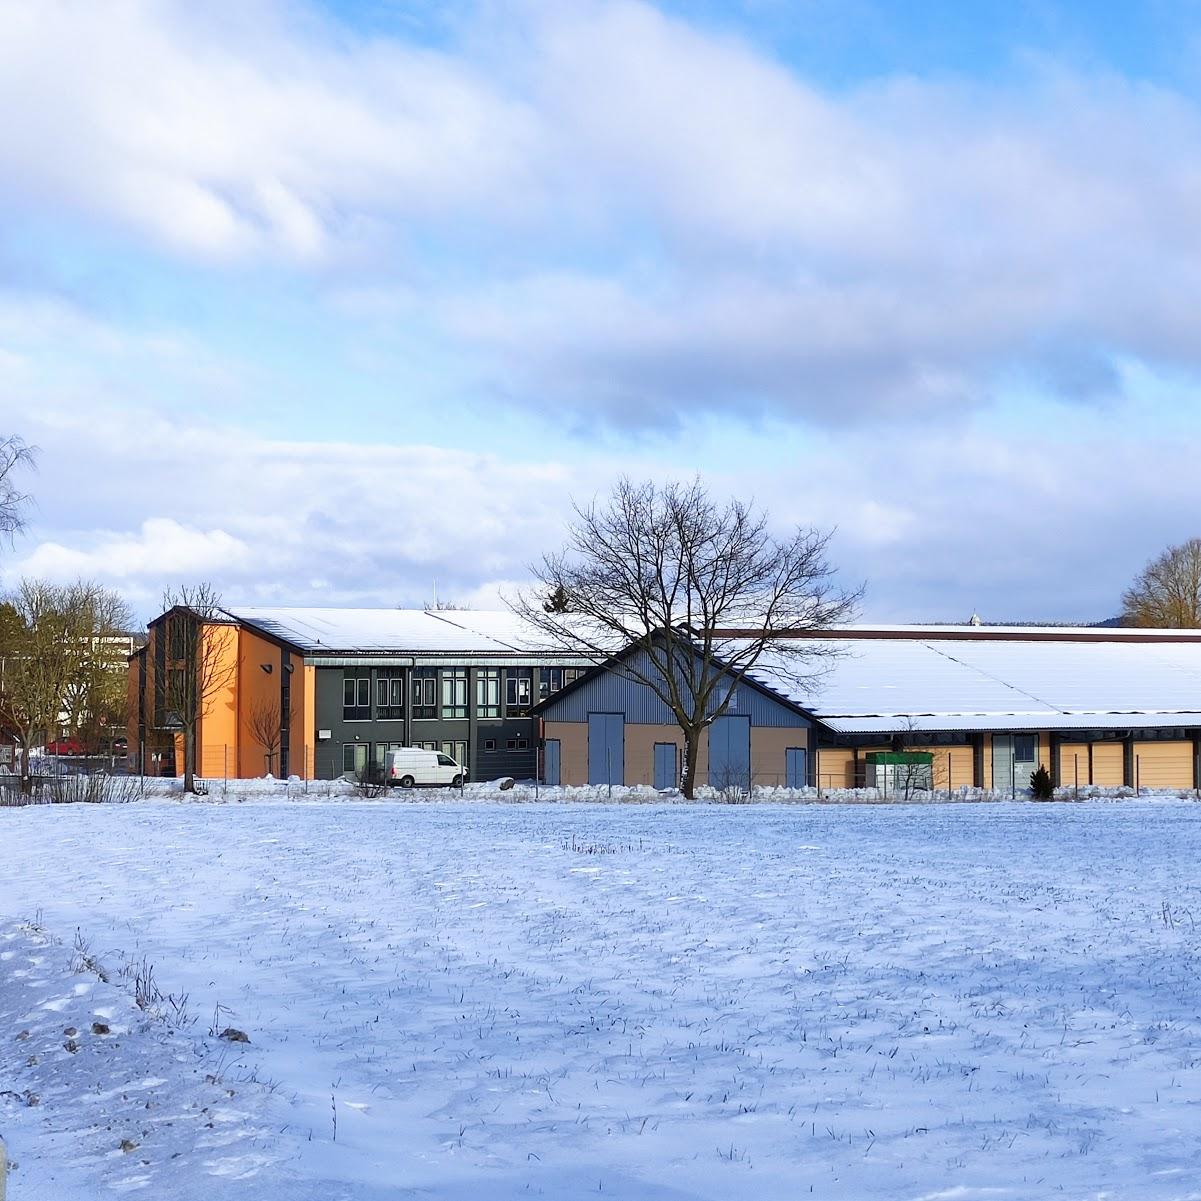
{"left": 785, "top": 747, "right": 808, "bottom": 789}
{"left": 588, "top": 714, "right": 625, "bottom": 786}
{"left": 653, "top": 742, "right": 677, "bottom": 790}
{"left": 544, "top": 739, "right": 561, "bottom": 786}
{"left": 709, "top": 716, "right": 751, "bottom": 790}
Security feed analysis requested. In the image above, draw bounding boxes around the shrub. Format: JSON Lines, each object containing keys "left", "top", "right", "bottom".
{"left": 1030, "top": 764, "right": 1054, "bottom": 800}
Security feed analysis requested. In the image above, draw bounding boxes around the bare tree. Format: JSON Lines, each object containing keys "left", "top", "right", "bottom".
{"left": 0, "top": 580, "right": 127, "bottom": 792}
{"left": 511, "top": 478, "right": 859, "bottom": 798}
{"left": 158, "top": 584, "right": 236, "bottom": 794}
{"left": 1121, "top": 539, "right": 1201, "bottom": 627}
{"left": 0, "top": 436, "right": 36, "bottom": 545}
{"left": 246, "top": 694, "right": 296, "bottom": 776}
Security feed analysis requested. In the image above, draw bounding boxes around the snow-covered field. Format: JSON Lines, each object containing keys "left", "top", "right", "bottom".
{"left": 4, "top": 799, "right": 1201, "bottom": 1199}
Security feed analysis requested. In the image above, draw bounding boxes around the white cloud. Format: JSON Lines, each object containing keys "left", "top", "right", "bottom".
{"left": 6, "top": 2, "right": 1201, "bottom": 426}
{"left": 5, "top": 387, "right": 1199, "bottom": 625}
{"left": 0, "top": 0, "right": 541, "bottom": 262}
{"left": 15, "top": 519, "right": 252, "bottom": 582}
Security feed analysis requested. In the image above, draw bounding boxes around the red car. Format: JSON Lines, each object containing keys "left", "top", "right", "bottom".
{"left": 46, "top": 737, "right": 85, "bottom": 756}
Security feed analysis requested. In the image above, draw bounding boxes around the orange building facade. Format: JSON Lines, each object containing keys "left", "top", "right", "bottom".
{"left": 129, "top": 608, "right": 316, "bottom": 780}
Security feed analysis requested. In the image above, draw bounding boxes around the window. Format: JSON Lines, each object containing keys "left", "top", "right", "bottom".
{"left": 440, "top": 740, "right": 467, "bottom": 765}
{"left": 441, "top": 669, "right": 467, "bottom": 719}
{"left": 412, "top": 669, "right": 437, "bottom": 719}
{"left": 343, "top": 675, "right": 371, "bottom": 721}
{"left": 476, "top": 669, "right": 500, "bottom": 718}
{"left": 1014, "top": 734, "right": 1037, "bottom": 763}
{"left": 374, "top": 741, "right": 404, "bottom": 767}
{"left": 506, "top": 738, "right": 517, "bottom": 750}
{"left": 506, "top": 671, "right": 532, "bottom": 714}
{"left": 376, "top": 676, "right": 404, "bottom": 720}
{"left": 483, "top": 738, "right": 496, "bottom": 751}
{"left": 413, "top": 741, "right": 439, "bottom": 751}
{"left": 342, "top": 743, "right": 367, "bottom": 775}
{"left": 539, "top": 666, "right": 583, "bottom": 699}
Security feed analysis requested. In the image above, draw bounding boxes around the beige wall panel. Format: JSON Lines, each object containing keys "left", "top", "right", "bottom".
{"left": 749, "top": 727, "right": 808, "bottom": 788}
{"left": 815, "top": 748, "right": 855, "bottom": 790}
{"left": 544, "top": 721, "right": 588, "bottom": 787}
{"left": 624, "top": 724, "right": 684, "bottom": 788}
{"left": 1091, "top": 743, "right": 1125, "bottom": 787}
{"left": 1059, "top": 743, "right": 1091, "bottom": 787}
{"left": 1134, "top": 741, "right": 1194, "bottom": 790}
{"left": 907, "top": 745, "right": 974, "bottom": 790}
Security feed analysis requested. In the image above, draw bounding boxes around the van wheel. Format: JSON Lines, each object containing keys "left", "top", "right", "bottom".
{"left": 451, "top": 774, "right": 463, "bottom": 788}
{"left": 398, "top": 775, "right": 415, "bottom": 789}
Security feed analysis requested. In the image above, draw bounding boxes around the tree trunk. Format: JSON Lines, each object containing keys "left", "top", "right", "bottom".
{"left": 18, "top": 741, "right": 32, "bottom": 796}
{"left": 681, "top": 726, "right": 703, "bottom": 800}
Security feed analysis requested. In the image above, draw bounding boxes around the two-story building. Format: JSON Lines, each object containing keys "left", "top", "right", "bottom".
{"left": 129, "top": 606, "right": 589, "bottom": 782}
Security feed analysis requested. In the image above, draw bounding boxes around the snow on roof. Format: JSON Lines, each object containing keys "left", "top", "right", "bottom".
{"left": 743, "top": 632, "right": 1201, "bottom": 733}
{"left": 223, "top": 607, "right": 577, "bottom": 656}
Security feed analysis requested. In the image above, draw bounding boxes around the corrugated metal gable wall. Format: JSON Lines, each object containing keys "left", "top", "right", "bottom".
{"left": 546, "top": 647, "right": 807, "bottom": 728}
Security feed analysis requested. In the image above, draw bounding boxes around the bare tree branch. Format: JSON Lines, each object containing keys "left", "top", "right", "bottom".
{"left": 246, "top": 694, "right": 296, "bottom": 777}
{"left": 1122, "top": 539, "right": 1201, "bottom": 627}
{"left": 0, "top": 436, "right": 36, "bottom": 545}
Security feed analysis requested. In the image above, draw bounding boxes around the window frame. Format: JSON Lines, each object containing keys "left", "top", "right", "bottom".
{"left": 476, "top": 669, "right": 501, "bottom": 718}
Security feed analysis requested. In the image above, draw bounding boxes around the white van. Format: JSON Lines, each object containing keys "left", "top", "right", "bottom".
{"left": 385, "top": 747, "right": 467, "bottom": 788}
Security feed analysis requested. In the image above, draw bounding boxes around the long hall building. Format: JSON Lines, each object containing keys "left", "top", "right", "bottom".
{"left": 532, "top": 624, "right": 1201, "bottom": 792}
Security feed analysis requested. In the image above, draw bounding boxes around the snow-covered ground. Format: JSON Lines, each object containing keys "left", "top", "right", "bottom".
{"left": 4, "top": 799, "right": 1201, "bottom": 1199}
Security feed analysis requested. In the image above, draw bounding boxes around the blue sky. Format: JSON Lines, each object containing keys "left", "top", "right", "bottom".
{"left": 3, "top": 0, "right": 1201, "bottom": 622}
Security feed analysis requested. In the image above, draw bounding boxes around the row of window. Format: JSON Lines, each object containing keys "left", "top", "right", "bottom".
{"left": 342, "top": 666, "right": 582, "bottom": 722}
{"left": 341, "top": 737, "right": 532, "bottom": 773}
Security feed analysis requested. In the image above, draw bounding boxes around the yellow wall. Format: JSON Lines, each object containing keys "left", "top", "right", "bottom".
{"left": 300, "top": 664, "right": 316, "bottom": 779}
{"left": 234, "top": 627, "right": 282, "bottom": 776}
{"left": 196, "top": 623, "right": 239, "bottom": 779}
{"left": 815, "top": 747, "right": 855, "bottom": 790}
{"left": 1134, "top": 741, "right": 1194, "bottom": 790}
{"left": 1059, "top": 743, "right": 1090, "bottom": 786}
{"left": 1092, "top": 742, "right": 1125, "bottom": 787}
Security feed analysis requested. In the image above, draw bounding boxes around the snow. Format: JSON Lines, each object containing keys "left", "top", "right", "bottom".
{"left": 748, "top": 635, "right": 1201, "bottom": 732}
{"left": 224, "top": 606, "right": 601, "bottom": 659}
{"left": 5, "top": 799, "right": 1201, "bottom": 1198}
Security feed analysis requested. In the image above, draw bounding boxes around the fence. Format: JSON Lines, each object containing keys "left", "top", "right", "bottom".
{"left": 191, "top": 744, "right": 333, "bottom": 793}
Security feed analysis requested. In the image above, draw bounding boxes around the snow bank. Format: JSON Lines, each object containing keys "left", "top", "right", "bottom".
{"left": 4, "top": 774, "right": 1195, "bottom": 807}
